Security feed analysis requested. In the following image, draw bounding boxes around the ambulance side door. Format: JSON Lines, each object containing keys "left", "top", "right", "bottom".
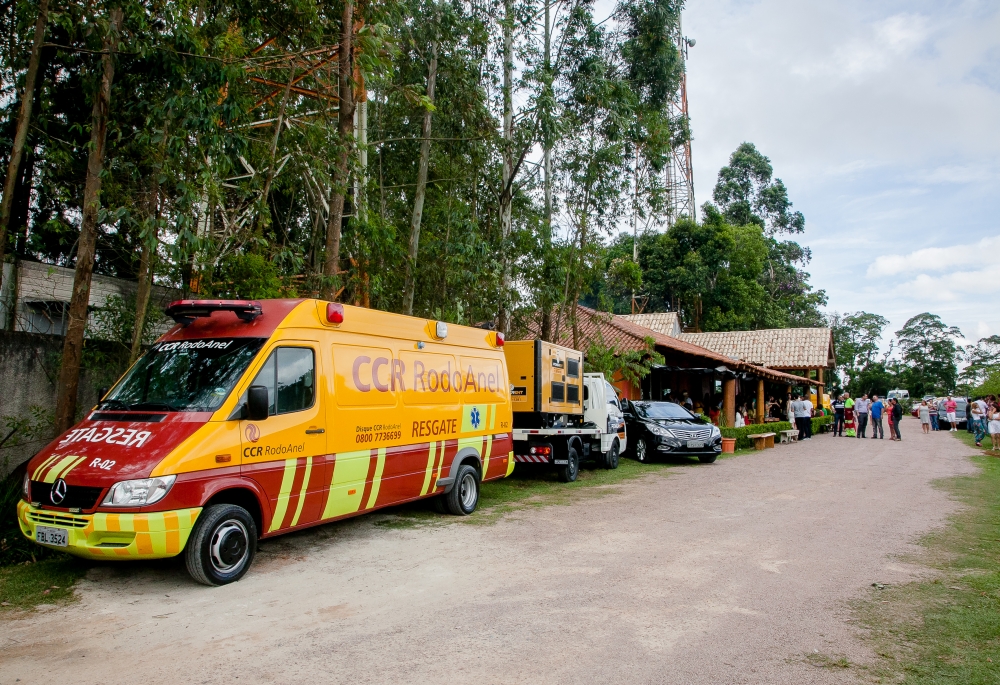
{"left": 240, "top": 341, "right": 328, "bottom": 533}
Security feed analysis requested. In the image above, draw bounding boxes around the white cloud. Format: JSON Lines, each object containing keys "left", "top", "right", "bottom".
{"left": 866, "top": 235, "right": 1000, "bottom": 278}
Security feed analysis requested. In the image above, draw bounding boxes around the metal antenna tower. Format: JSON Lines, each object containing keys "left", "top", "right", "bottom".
{"left": 666, "top": 20, "right": 696, "bottom": 226}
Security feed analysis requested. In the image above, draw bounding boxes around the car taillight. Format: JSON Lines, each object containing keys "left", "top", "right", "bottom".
{"left": 326, "top": 303, "right": 344, "bottom": 324}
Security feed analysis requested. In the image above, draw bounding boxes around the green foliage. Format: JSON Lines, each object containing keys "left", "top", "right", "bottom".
{"left": 974, "top": 369, "right": 1000, "bottom": 397}
{"left": 0, "top": 406, "right": 53, "bottom": 474}
{"left": 720, "top": 416, "right": 830, "bottom": 449}
{"left": 209, "top": 253, "right": 285, "bottom": 300}
{"left": 584, "top": 336, "right": 664, "bottom": 386}
{"left": 88, "top": 293, "right": 163, "bottom": 349}
{"left": 710, "top": 142, "right": 804, "bottom": 235}
{"left": 830, "top": 310, "right": 890, "bottom": 395}
{"left": 895, "top": 313, "right": 963, "bottom": 397}
{"left": 961, "top": 335, "right": 1000, "bottom": 390}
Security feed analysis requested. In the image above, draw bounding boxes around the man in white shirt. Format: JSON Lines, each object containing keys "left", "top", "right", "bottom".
{"left": 854, "top": 395, "right": 871, "bottom": 438}
{"left": 794, "top": 394, "right": 813, "bottom": 439}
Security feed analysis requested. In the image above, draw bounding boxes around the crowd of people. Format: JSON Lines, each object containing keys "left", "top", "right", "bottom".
{"left": 828, "top": 393, "right": 903, "bottom": 440}
{"left": 912, "top": 395, "right": 1000, "bottom": 452}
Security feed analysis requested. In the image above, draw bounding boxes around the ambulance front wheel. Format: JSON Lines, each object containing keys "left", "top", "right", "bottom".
{"left": 185, "top": 504, "right": 258, "bottom": 586}
{"left": 444, "top": 464, "right": 480, "bottom": 516}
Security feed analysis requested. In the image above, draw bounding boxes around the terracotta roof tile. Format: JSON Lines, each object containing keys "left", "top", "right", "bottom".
{"left": 678, "top": 329, "right": 835, "bottom": 369}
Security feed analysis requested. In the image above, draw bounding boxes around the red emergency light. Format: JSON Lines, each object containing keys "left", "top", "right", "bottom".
{"left": 165, "top": 300, "right": 263, "bottom": 326}
{"left": 326, "top": 302, "right": 345, "bottom": 324}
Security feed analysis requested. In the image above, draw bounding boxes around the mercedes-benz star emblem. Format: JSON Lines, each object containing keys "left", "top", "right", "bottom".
{"left": 50, "top": 478, "right": 68, "bottom": 505}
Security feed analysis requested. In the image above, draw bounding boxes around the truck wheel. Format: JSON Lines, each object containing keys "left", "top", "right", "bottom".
{"left": 559, "top": 447, "right": 579, "bottom": 483}
{"left": 445, "top": 464, "right": 480, "bottom": 515}
{"left": 634, "top": 437, "right": 650, "bottom": 464}
{"left": 698, "top": 454, "right": 718, "bottom": 464}
{"left": 604, "top": 440, "right": 620, "bottom": 470}
{"left": 185, "top": 504, "right": 257, "bottom": 586}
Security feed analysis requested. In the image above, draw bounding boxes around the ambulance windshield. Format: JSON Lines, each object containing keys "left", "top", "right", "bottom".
{"left": 102, "top": 338, "right": 266, "bottom": 412}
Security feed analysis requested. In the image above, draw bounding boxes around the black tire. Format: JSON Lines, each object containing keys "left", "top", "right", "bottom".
{"left": 445, "top": 464, "right": 480, "bottom": 515}
{"left": 604, "top": 439, "right": 620, "bottom": 470}
{"left": 558, "top": 446, "right": 579, "bottom": 483}
{"left": 431, "top": 494, "right": 449, "bottom": 513}
{"left": 185, "top": 503, "right": 257, "bottom": 586}
{"left": 634, "top": 437, "right": 651, "bottom": 464}
{"left": 698, "top": 454, "right": 718, "bottom": 464}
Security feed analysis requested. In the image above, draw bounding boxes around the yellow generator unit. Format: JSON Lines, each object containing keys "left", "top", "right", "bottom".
{"left": 505, "top": 340, "right": 583, "bottom": 425}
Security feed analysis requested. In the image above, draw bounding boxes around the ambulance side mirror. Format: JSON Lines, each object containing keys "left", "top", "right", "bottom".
{"left": 247, "top": 385, "right": 270, "bottom": 421}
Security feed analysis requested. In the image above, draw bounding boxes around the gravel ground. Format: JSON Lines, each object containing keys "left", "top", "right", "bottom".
{"left": 0, "top": 418, "right": 976, "bottom": 684}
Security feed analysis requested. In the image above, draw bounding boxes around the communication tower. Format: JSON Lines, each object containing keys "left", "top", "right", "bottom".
{"left": 666, "top": 23, "right": 696, "bottom": 225}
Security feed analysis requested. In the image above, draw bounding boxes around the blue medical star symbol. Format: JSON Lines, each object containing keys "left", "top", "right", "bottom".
{"left": 470, "top": 407, "right": 481, "bottom": 429}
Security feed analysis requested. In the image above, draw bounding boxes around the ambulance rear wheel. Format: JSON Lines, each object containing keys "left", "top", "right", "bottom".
{"left": 558, "top": 447, "right": 579, "bottom": 483}
{"left": 604, "top": 440, "right": 620, "bottom": 470}
{"left": 445, "top": 464, "right": 480, "bottom": 516}
{"left": 185, "top": 504, "right": 257, "bottom": 586}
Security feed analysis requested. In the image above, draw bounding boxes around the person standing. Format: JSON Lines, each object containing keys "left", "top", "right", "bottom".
{"left": 928, "top": 400, "right": 939, "bottom": 431}
{"left": 967, "top": 396, "right": 975, "bottom": 434}
{"left": 988, "top": 402, "right": 1000, "bottom": 453}
{"left": 870, "top": 395, "right": 884, "bottom": 439}
{"left": 945, "top": 396, "right": 958, "bottom": 431}
{"left": 891, "top": 398, "right": 903, "bottom": 440}
{"left": 832, "top": 394, "right": 846, "bottom": 436}
{"left": 855, "top": 394, "right": 871, "bottom": 438}
{"left": 970, "top": 398, "right": 987, "bottom": 447}
{"left": 844, "top": 393, "right": 856, "bottom": 437}
{"left": 801, "top": 393, "right": 814, "bottom": 439}
{"left": 918, "top": 400, "right": 931, "bottom": 434}
{"left": 887, "top": 398, "right": 896, "bottom": 441}
{"left": 786, "top": 393, "right": 795, "bottom": 426}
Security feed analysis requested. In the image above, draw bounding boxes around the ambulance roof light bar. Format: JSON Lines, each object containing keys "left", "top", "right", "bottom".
{"left": 165, "top": 300, "right": 264, "bottom": 326}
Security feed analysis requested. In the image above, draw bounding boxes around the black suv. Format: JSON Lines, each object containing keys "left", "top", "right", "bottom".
{"left": 622, "top": 400, "right": 722, "bottom": 464}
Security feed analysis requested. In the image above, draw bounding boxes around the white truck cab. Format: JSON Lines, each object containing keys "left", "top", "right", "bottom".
{"left": 583, "top": 373, "right": 627, "bottom": 457}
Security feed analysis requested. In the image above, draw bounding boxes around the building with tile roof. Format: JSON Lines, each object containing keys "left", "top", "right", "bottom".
{"left": 678, "top": 328, "right": 835, "bottom": 372}
{"left": 619, "top": 312, "right": 681, "bottom": 337}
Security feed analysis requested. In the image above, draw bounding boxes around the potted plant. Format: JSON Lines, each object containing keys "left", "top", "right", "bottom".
{"left": 718, "top": 407, "right": 737, "bottom": 453}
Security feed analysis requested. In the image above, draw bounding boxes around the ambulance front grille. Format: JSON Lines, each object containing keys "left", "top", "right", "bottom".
{"left": 28, "top": 511, "right": 89, "bottom": 528}
{"left": 30, "top": 481, "right": 104, "bottom": 510}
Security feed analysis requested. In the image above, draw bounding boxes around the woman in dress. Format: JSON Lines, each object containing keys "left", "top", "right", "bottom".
{"left": 844, "top": 396, "right": 856, "bottom": 437}
{"left": 989, "top": 402, "right": 1000, "bottom": 453}
{"left": 887, "top": 398, "right": 896, "bottom": 441}
{"left": 918, "top": 400, "right": 931, "bottom": 434}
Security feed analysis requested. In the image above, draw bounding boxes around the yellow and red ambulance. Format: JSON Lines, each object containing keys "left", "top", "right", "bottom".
{"left": 17, "top": 299, "right": 513, "bottom": 585}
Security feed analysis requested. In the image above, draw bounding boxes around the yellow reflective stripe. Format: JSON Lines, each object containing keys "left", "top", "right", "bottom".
{"left": 506, "top": 450, "right": 515, "bottom": 476}
{"left": 268, "top": 459, "right": 298, "bottom": 533}
{"left": 482, "top": 435, "right": 493, "bottom": 479}
{"left": 322, "top": 450, "right": 369, "bottom": 520}
{"left": 289, "top": 457, "right": 313, "bottom": 528}
{"left": 364, "top": 448, "right": 386, "bottom": 510}
{"left": 420, "top": 442, "right": 437, "bottom": 496}
{"left": 434, "top": 442, "right": 446, "bottom": 486}
{"left": 32, "top": 455, "right": 59, "bottom": 480}
{"left": 43, "top": 455, "right": 78, "bottom": 483}
{"left": 488, "top": 404, "right": 496, "bottom": 430}
{"left": 56, "top": 455, "right": 87, "bottom": 480}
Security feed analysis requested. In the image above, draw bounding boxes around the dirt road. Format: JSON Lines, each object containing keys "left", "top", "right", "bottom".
{"left": 0, "top": 418, "right": 976, "bottom": 684}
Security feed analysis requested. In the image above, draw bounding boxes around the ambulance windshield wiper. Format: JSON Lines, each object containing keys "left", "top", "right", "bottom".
{"left": 128, "top": 402, "right": 180, "bottom": 412}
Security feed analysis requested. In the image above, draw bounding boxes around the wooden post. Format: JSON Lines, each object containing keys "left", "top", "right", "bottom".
{"left": 756, "top": 378, "right": 765, "bottom": 425}
{"left": 722, "top": 378, "right": 736, "bottom": 428}
{"left": 816, "top": 367, "right": 824, "bottom": 411}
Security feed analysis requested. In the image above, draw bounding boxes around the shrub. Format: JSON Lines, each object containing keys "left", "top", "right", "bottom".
{"left": 721, "top": 415, "right": 831, "bottom": 449}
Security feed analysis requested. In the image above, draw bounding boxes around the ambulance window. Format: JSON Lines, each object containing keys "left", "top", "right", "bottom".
{"left": 277, "top": 348, "right": 315, "bottom": 413}
{"left": 250, "top": 347, "right": 315, "bottom": 415}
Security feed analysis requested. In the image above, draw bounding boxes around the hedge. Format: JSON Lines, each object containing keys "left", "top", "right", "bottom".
{"left": 720, "top": 415, "right": 832, "bottom": 450}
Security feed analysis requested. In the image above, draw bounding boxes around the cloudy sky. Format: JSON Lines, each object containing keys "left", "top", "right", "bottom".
{"left": 677, "top": 0, "right": 1000, "bottom": 348}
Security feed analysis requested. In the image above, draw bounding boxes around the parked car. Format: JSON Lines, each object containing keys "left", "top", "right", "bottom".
{"left": 936, "top": 398, "right": 967, "bottom": 429}
{"left": 621, "top": 400, "right": 721, "bottom": 464}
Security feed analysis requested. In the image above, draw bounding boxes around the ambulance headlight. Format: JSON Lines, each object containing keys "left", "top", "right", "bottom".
{"left": 102, "top": 475, "right": 176, "bottom": 507}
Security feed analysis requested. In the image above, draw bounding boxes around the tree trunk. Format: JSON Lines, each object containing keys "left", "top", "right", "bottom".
{"left": 402, "top": 6, "right": 440, "bottom": 316}
{"left": 321, "top": 0, "right": 356, "bottom": 300}
{"left": 496, "top": 0, "right": 514, "bottom": 333}
{"left": 0, "top": 0, "right": 49, "bottom": 292}
{"left": 54, "top": 7, "right": 123, "bottom": 433}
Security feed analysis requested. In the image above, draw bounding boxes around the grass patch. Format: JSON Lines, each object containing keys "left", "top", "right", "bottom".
{"left": 855, "top": 430, "right": 1000, "bottom": 683}
{"left": 801, "top": 652, "right": 852, "bottom": 669}
{"left": 0, "top": 556, "right": 89, "bottom": 611}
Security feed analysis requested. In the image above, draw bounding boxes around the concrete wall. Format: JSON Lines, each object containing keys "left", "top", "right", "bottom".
{"left": 0, "top": 331, "right": 122, "bottom": 477}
